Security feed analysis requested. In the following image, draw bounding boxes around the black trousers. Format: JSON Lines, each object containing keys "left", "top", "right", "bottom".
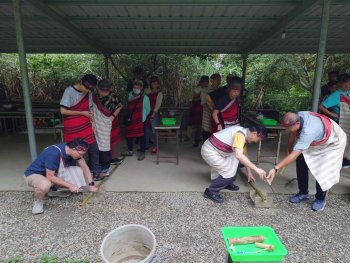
{"left": 88, "top": 141, "right": 100, "bottom": 176}
{"left": 208, "top": 175, "right": 235, "bottom": 194}
{"left": 296, "top": 154, "right": 327, "bottom": 200}
{"left": 202, "top": 131, "right": 212, "bottom": 143}
{"left": 99, "top": 150, "right": 111, "bottom": 172}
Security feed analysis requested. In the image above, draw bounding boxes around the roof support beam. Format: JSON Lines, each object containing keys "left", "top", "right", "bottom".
{"left": 244, "top": 0, "right": 320, "bottom": 53}
{"left": 12, "top": 0, "right": 37, "bottom": 160}
{"left": 38, "top": 0, "right": 350, "bottom": 5}
{"left": 1, "top": 15, "right": 350, "bottom": 23}
{"left": 42, "top": 0, "right": 301, "bottom": 6}
{"left": 311, "top": 0, "right": 331, "bottom": 112}
{"left": 27, "top": 0, "right": 111, "bottom": 55}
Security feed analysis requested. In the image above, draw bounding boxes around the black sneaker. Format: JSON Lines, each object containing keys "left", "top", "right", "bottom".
{"left": 225, "top": 184, "right": 240, "bottom": 191}
{"left": 203, "top": 188, "right": 224, "bottom": 203}
{"left": 93, "top": 175, "right": 104, "bottom": 181}
{"left": 110, "top": 158, "right": 124, "bottom": 165}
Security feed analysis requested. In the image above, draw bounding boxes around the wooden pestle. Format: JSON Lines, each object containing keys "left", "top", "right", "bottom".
{"left": 228, "top": 236, "right": 265, "bottom": 245}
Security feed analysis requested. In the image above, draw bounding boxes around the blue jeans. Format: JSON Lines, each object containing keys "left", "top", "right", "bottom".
{"left": 145, "top": 113, "right": 160, "bottom": 149}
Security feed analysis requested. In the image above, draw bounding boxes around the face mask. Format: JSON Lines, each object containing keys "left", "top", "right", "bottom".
{"left": 133, "top": 88, "right": 141, "bottom": 94}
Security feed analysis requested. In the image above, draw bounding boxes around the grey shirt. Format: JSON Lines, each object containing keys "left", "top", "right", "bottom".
{"left": 60, "top": 86, "right": 85, "bottom": 108}
{"left": 293, "top": 111, "right": 325, "bottom": 151}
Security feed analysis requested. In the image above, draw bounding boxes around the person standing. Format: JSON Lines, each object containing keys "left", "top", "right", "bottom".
{"left": 320, "top": 70, "right": 339, "bottom": 102}
{"left": 123, "top": 80, "right": 150, "bottom": 161}
{"left": 319, "top": 73, "right": 350, "bottom": 123}
{"left": 319, "top": 73, "right": 350, "bottom": 168}
{"left": 60, "top": 74, "right": 101, "bottom": 181}
{"left": 144, "top": 75, "right": 163, "bottom": 153}
{"left": 266, "top": 112, "right": 347, "bottom": 212}
{"left": 211, "top": 80, "right": 242, "bottom": 133}
{"left": 185, "top": 75, "right": 208, "bottom": 147}
{"left": 92, "top": 79, "right": 123, "bottom": 177}
{"left": 24, "top": 138, "right": 98, "bottom": 214}
{"left": 201, "top": 73, "right": 221, "bottom": 142}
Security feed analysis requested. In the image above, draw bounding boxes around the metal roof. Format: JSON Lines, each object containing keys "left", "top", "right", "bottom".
{"left": 1, "top": 0, "right": 350, "bottom": 54}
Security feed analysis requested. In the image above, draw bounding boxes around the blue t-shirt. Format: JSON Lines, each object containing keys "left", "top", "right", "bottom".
{"left": 321, "top": 89, "right": 350, "bottom": 116}
{"left": 293, "top": 111, "right": 325, "bottom": 151}
{"left": 24, "top": 143, "right": 69, "bottom": 176}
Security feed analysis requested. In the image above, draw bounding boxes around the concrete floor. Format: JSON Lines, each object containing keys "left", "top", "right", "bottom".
{"left": 1, "top": 133, "right": 349, "bottom": 195}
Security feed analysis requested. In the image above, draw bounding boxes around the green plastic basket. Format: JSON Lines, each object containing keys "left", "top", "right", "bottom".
{"left": 222, "top": 226, "right": 288, "bottom": 262}
{"left": 259, "top": 118, "right": 278, "bottom": 127}
{"left": 161, "top": 117, "right": 176, "bottom": 126}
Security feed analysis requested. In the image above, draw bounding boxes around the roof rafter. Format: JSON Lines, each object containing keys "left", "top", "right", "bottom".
{"left": 244, "top": 0, "right": 320, "bottom": 53}
{"left": 27, "top": 0, "right": 111, "bottom": 55}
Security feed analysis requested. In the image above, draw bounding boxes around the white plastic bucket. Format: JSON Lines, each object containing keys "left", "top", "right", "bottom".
{"left": 100, "top": 224, "right": 156, "bottom": 263}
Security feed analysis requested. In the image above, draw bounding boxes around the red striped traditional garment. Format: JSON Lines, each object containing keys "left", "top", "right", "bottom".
{"left": 211, "top": 99, "right": 239, "bottom": 133}
{"left": 308, "top": 112, "right": 332, "bottom": 146}
{"left": 125, "top": 95, "right": 144, "bottom": 138}
{"left": 63, "top": 94, "right": 95, "bottom": 144}
{"left": 145, "top": 91, "right": 159, "bottom": 126}
{"left": 208, "top": 135, "right": 233, "bottom": 153}
{"left": 111, "top": 118, "right": 122, "bottom": 146}
{"left": 188, "top": 99, "right": 203, "bottom": 125}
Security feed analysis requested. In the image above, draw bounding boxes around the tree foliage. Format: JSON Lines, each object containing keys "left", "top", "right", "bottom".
{"left": 1, "top": 53, "right": 350, "bottom": 113}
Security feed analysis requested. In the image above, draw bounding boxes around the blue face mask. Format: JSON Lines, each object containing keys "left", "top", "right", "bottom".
{"left": 133, "top": 88, "right": 141, "bottom": 94}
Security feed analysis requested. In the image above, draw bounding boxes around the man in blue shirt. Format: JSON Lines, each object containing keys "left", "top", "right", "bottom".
{"left": 24, "top": 138, "right": 97, "bottom": 215}
{"left": 266, "top": 112, "right": 347, "bottom": 212}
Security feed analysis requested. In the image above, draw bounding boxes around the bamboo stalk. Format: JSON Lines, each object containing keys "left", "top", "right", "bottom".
{"left": 79, "top": 164, "right": 119, "bottom": 207}
{"left": 239, "top": 170, "right": 266, "bottom": 202}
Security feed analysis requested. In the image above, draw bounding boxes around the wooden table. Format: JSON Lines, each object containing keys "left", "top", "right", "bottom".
{"left": 242, "top": 113, "right": 285, "bottom": 165}
{"left": 0, "top": 108, "right": 60, "bottom": 136}
{"left": 155, "top": 115, "right": 182, "bottom": 165}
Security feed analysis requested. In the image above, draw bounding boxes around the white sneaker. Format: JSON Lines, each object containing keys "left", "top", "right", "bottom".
{"left": 32, "top": 199, "right": 45, "bottom": 215}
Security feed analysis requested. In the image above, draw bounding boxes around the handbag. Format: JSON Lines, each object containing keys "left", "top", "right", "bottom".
{"left": 123, "top": 94, "right": 143, "bottom": 126}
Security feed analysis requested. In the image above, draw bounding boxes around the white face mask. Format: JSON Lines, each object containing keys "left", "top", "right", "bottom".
{"left": 133, "top": 88, "right": 141, "bottom": 94}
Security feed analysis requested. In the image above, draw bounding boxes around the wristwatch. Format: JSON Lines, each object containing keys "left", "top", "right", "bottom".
{"left": 273, "top": 167, "right": 278, "bottom": 173}
{"left": 88, "top": 181, "right": 95, "bottom": 186}
{"left": 216, "top": 122, "right": 221, "bottom": 126}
